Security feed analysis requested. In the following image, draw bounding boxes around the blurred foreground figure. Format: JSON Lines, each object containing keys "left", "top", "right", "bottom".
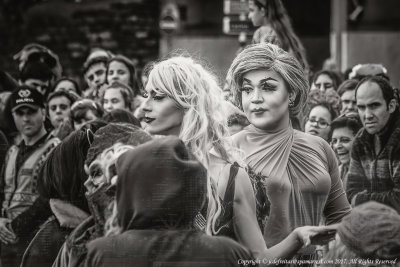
{"left": 323, "top": 201, "right": 400, "bottom": 267}
{"left": 85, "top": 137, "right": 254, "bottom": 267}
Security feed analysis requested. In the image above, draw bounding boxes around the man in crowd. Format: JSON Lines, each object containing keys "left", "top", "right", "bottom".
{"left": 0, "top": 86, "right": 60, "bottom": 266}
{"left": 337, "top": 79, "right": 358, "bottom": 115}
{"left": 82, "top": 49, "right": 111, "bottom": 101}
{"left": 346, "top": 76, "right": 400, "bottom": 213}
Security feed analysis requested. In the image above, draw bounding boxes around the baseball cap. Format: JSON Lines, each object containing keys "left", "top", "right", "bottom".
{"left": 10, "top": 86, "right": 45, "bottom": 112}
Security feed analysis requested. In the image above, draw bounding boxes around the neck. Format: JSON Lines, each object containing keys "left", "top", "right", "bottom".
{"left": 257, "top": 113, "right": 290, "bottom": 133}
{"left": 262, "top": 17, "right": 269, "bottom": 26}
{"left": 23, "top": 127, "right": 47, "bottom": 146}
{"left": 159, "top": 124, "right": 181, "bottom": 137}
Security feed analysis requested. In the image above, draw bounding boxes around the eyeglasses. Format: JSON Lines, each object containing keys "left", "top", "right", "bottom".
{"left": 307, "top": 117, "right": 330, "bottom": 129}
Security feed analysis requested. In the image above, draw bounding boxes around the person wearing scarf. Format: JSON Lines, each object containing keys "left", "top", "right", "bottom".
{"left": 227, "top": 43, "right": 351, "bottom": 262}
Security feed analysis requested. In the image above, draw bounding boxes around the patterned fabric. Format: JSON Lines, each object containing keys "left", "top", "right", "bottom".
{"left": 215, "top": 162, "right": 240, "bottom": 240}
{"left": 246, "top": 167, "right": 270, "bottom": 232}
{"left": 346, "top": 111, "right": 400, "bottom": 212}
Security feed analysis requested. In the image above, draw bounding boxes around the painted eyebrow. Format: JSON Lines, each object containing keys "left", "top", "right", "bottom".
{"left": 243, "top": 77, "right": 278, "bottom": 84}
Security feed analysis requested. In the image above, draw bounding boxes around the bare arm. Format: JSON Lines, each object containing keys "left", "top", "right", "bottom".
{"left": 233, "top": 168, "right": 337, "bottom": 265}
{"left": 233, "top": 169, "right": 305, "bottom": 262}
{"left": 232, "top": 168, "right": 267, "bottom": 259}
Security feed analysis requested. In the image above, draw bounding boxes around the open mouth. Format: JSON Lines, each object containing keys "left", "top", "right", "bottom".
{"left": 144, "top": 117, "right": 155, "bottom": 124}
{"left": 308, "top": 129, "right": 319, "bottom": 135}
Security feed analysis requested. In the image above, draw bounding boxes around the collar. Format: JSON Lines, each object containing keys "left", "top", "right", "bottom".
{"left": 18, "top": 131, "right": 50, "bottom": 148}
{"left": 358, "top": 110, "right": 400, "bottom": 146}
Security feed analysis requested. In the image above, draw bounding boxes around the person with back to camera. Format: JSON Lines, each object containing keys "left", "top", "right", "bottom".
{"left": 85, "top": 136, "right": 256, "bottom": 267}
{"left": 52, "top": 123, "right": 152, "bottom": 267}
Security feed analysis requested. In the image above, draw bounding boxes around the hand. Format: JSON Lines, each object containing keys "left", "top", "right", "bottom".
{"left": 0, "top": 218, "right": 17, "bottom": 245}
{"left": 294, "top": 224, "right": 338, "bottom": 247}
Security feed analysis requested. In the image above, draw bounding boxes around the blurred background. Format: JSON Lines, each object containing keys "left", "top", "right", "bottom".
{"left": 1, "top": 0, "right": 400, "bottom": 86}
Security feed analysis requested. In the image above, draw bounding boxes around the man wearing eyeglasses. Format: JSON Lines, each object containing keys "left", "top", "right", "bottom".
{"left": 346, "top": 76, "right": 400, "bottom": 213}
{"left": 0, "top": 86, "right": 60, "bottom": 266}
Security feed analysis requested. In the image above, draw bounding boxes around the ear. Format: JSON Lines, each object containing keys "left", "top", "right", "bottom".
{"left": 289, "top": 92, "right": 297, "bottom": 103}
{"left": 41, "top": 108, "right": 46, "bottom": 121}
{"left": 388, "top": 99, "right": 397, "bottom": 113}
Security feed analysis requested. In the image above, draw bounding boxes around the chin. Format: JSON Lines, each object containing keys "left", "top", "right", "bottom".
{"left": 365, "top": 127, "right": 378, "bottom": 135}
{"left": 338, "top": 157, "right": 350, "bottom": 165}
{"left": 251, "top": 122, "right": 277, "bottom": 131}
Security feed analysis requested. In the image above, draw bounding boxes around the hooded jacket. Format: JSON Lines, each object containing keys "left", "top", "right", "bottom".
{"left": 85, "top": 137, "right": 254, "bottom": 267}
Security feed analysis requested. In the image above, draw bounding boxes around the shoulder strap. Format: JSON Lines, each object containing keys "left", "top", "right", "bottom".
{"left": 223, "top": 162, "right": 239, "bottom": 204}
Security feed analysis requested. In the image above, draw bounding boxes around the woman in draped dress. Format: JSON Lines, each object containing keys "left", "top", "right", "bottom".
{"left": 227, "top": 43, "right": 352, "bottom": 261}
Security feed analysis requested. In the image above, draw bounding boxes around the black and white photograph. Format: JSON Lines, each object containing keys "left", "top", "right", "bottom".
{"left": 0, "top": 0, "right": 399, "bottom": 266}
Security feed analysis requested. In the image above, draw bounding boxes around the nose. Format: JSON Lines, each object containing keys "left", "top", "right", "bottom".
{"left": 335, "top": 140, "right": 343, "bottom": 149}
{"left": 55, "top": 106, "right": 62, "bottom": 114}
{"left": 364, "top": 108, "right": 374, "bottom": 119}
{"left": 142, "top": 97, "right": 152, "bottom": 112}
{"left": 94, "top": 76, "right": 101, "bottom": 85}
{"left": 350, "top": 102, "right": 357, "bottom": 111}
{"left": 309, "top": 120, "right": 319, "bottom": 128}
{"left": 320, "top": 85, "right": 326, "bottom": 93}
{"left": 104, "top": 102, "right": 112, "bottom": 112}
{"left": 84, "top": 177, "right": 95, "bottom": 193}
{"left": 21, "top": 113, "right": 31, "bottom": 122}
{"left": 251, "top": 89, "right": 263, "bottom": 103}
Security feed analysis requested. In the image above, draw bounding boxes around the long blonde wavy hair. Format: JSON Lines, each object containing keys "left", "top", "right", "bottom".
{"left": 95, "top": 143, "right": 135, "bottom": 237}
{"left": 146, "top": 56, "right": 242, "bottom": 235}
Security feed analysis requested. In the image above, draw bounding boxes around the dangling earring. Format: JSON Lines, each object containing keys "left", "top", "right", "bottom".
{"left": 288, "top": 99, "right": 294, "bottom": 107}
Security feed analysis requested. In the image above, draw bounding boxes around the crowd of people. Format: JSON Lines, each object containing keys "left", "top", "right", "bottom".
{"left": 0, "top": 0, "right": 399, "bottom": 266}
